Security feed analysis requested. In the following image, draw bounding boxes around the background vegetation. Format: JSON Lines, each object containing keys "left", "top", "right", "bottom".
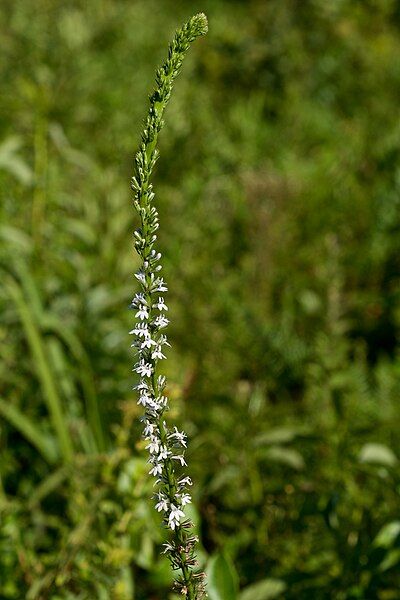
{"left": 1, "top": 0, "right": 400, "bottom": 598}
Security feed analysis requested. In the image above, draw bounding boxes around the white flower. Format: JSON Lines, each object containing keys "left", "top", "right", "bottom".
{"left": 143, "top": 420, "right": 155, "bottom": 437}
{"left": 130, "top": 323, "right": 149, "bottom": 338}
{"left": 156, "top": 297, "right": 168, "bottom": 311}
{"left": 146, "top": 438, "right": 160, "bottom": 454}
{"left": 149, "top": 463, "right": 163, "bottom": 477}
{"left": 172, "top": 454, "right": 187, "bottom": 467}
{"left": 151, "top": 345, "right": 166, "bottom": 360}
{"left": 158, "top": 334, "right": 171, "bottom": 347}
{"left": 168, "top": 504, "right": 185, "bottom": 530}
{"left": 134, "top": 381, "right": 149, "bottom": 392}
{"left": 162, "top": 542, "right": 175, "bottom": 554}
{"left": 168, "top": 427, "right": 187, "bottom": 448}
{"left": 156, "top": 395, "right": 168, "bottom": 408}
{"left": 137, "top": 392, "right": 152, "bottom": 407}
{"left": 178, "top": 476, "right": 193, "bottom": 487}
{"left": 135, "top": 271, "right": 146, "bottom": 284}
{"left": 131, "top": 293, "right": 146, "bottom": 307}
{"left": 146, "top": 397, "right": 162, "bottom": 412}
{"left": 180, "top": 493, "right": 192, "bottom": 506}
{"left": 135, "top": 305, "right": 149, "bottom": 320}
{"left": 155, "top": 494, "right": 169, "bottom": 512}
{"left": 135, "top": 359, "right": 153, "bottom": 377}
{"left": 158, "top": 445, "right": 170, "bottom": 460}
{"left": 141, "top": 337, "right": 157, "bottom": 349}
{"left": 152, "top": 277, "right": 168, "bottom": 292}
{"left": 154, "top": 315, "right": 169, "bottom": 329}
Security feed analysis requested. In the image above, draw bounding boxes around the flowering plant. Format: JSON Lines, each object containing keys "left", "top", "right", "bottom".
{"left": 130, "top": 13, "right": 208, "bottom": 599}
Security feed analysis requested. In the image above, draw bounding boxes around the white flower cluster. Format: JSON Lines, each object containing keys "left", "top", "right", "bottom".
{"left": 130, "top": 257, "right": 192, "bottom": 531}
{"left": 129, "top": 13, "right": 208, "bottom": 597}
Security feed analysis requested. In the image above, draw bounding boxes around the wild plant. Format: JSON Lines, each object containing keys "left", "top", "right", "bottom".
{"left": 130, "top": 13, "right": 208, "bottom": 599}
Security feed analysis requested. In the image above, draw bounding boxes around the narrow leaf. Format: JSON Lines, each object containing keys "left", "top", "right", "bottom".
{"left": 373, "top": 521, "right": 400, "bottom": 549}
{"left": 263, "top": 446, "right": 305, "bottom": 470}
{"left": 6, "top": 277, "right": 74, "bottom": 462}
{"left": 239, "top": 578, "right": 287, "bottom": 600}
{"left": 207, "top": 553, "right": 238, "bottom": 600}
{"left": 358, "top": 443, "right": 397, "bottom": 467}
{"left": 0, "top": 397, "right": 57, "bottom": 464}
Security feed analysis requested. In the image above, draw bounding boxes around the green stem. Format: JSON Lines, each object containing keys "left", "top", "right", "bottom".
{"left": 132, "top": 14, "right": 208, "bottom": 598}
{"left": 32, "top": 113, "right": 47, "bottom": 247}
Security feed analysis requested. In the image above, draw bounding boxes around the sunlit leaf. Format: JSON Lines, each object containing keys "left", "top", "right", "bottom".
{"left": 379, "top": 549, "right": 400, "bottom": 573}
{"left": 374, "top": 521, "right": 400, "bottom": 549}
{"left": 254, "top": 427, "right": 309, "bottom": 446}
{"left": 239, "top": 578, "right": 287, "bottom": 600}
{"left": 0, "top": 136, "right": 33, "bottom": 185}
{"left": 358, "top": 443, "right": 397, "bottom": 467}
{"left": 207, "top": 553, "right": 238, "bottom": 600}
{"left": 263, "top": 446, "right": 305, "bottom": 470}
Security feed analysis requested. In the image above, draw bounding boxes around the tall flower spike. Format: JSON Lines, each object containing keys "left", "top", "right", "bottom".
{"left": 130, "top": 13, "right": 208, "bottom": 600}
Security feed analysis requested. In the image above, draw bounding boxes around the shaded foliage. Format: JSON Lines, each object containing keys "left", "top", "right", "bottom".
{"left": 1, "top": 0, "right": 400, "bottom": 598}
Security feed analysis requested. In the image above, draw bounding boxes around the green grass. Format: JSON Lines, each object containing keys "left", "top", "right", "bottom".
{"left": 1, "top": 0, "right": 400, "bottom": 598}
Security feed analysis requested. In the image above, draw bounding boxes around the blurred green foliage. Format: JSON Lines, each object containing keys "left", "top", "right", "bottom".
{"left": 1, "top": 0, "right": 400, "bottom": 598}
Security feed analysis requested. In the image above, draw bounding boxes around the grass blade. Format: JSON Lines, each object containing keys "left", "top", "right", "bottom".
{"left": 6, "top": 276, "right": 74, "bottom": 463}
{"left": 0, "top": 396, "right": 57, "bottom": 464}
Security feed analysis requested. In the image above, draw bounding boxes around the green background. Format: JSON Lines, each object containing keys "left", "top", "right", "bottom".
{"left": 1, "top": 0, "right": 400, "bottom": 598}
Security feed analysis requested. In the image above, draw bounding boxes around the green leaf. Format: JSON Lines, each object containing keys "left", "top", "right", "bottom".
{"left": 28, "top": 468, "right": 68, "bottom": 508}
{"left": 0, "top": 397, "right": 57, "bottom": 464}
{"left": 298, "top": 289, "right": 321, "bottom": 314}
{"left": 239, "top": 578, "right": 287, "bottom": 600}
{"left": 358, "top": 443, "right": 397, "bottom": 467}
{"left": 42, "top": 314, "right": 106, "bottom": 452}
{"left": 254, "top": 427, "right": 308, "bottom": 446}
{"left": 208, "top": 465, "right": 241, "bottom": 494}
{"left": 6, "top": 276, "right": 74, "bottom": 463}
{"left": 0, "top": 136, "right": 33, "bottom": 185}
{"left": 0, "top": 225, "right": 33, "bottom": 254}
{"left": 373, "top": 521, "right": 400, "bottom": 549}
{"left": 135, "top": 533, "right": 153, "bottom": 570}
{"left": 207, "top": 553, "right": 238, "bottom": 600}
{"left": 379, "top": 549, "right": 400, "bottom": 573}
{"left": 263, "top": 446, "right": 305, "bottom": 470}
{"left": 149, "top": 556, "right": 174, "bottom": 588}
